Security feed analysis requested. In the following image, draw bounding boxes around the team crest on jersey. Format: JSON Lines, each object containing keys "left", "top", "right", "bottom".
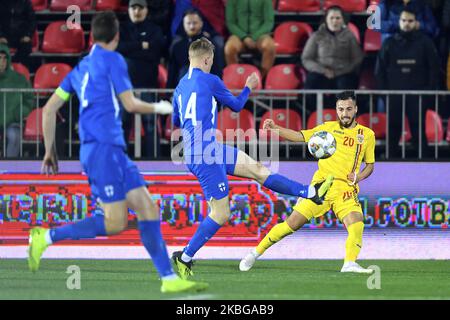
{"left": 357, "top": 134, "right": 364, "bottom": 144}
{"left": 104, "top": 185, "right": 114, "bottom": 197}
{"left": 218, "top": 182, "right": 226, "bottom": 192}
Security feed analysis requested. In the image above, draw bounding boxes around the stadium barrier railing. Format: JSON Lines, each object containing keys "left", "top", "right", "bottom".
{"left": 1, "top": 88, "right": 449, "bottom": 160}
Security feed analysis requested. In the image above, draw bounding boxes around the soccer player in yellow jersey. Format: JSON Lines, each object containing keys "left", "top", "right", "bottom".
{"left": 240, "top": 91, "right": 375, "bottom": 273}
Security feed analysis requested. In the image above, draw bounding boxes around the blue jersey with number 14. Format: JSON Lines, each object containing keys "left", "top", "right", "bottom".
{"left": 172, "top": 67, "right": 251, "bottom": 154}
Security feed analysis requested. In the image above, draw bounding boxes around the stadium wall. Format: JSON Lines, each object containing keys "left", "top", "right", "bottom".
{"left": 0, "top": 161, "right": 449, "bottom": 260}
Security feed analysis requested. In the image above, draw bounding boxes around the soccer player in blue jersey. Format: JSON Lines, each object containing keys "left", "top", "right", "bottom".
{"left": 171, "top": 38, "right": 334, "bottom": 279}
{"left": 28, "top": 11, "right": 208, "bottom": 294}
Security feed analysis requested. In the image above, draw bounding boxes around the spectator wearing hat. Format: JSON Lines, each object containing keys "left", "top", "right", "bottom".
{"left": 117, "top": 0, "right": 166, "bottom": 158}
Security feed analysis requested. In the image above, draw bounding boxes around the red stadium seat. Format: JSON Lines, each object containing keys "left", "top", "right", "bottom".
{"left": 24, "top": 108, "right": 44, "bottom": 141}
{"left": 274, "top": 22, "right": 313, "bottom": 54}
{"left": 277, "top": 0, "right": 320, "bottom": 12}
{"left": 307, "top": 109, "right": 337, "bottom": 129}
{"left": 358, "top": 65, "right": 376, "bottom": 90}
{"left": 50, "top": 0, "right": 92, "bottom": 11}
{"left": 264, "top": 64, "right": 302, "bottom": 95}
{"left": 260, "top": 109, "right": 302, "bottom": 141}
{"left": 12, "top": 63, "right": 31, "bottom": 81}
{"left": 42, "top": 21, "right": 85, "bottom": 53}
{"left": 32, "top": 30, "right": 40, "bottom": 53}
{"left": 324, "top": 0, "right": 366, "bottom": 12}
{"left": 357, "top": 113, "right": 387, "bottom": 139}
{"left": 158, "top": 64, "right": 168, "bottom": 89}
{"left": 34, "top": 63, "right": 73, "bottom": 93}
{"left": 425, "top": 110, "right": 444, "bottom": 144}
{"left": 446, "top": 117, "right": 450, "bottom": 143}
{"left": 347, "top": 22, "right": 361, "bottom": 44}
{"left": 357, "top": 113, "right": 412, "bottom": 143}
{"left": 223, "top": 64, "right": 262, "bottom": 91}
{"left": 217, "top": 108, "right": 256, "bottom": 142}
{"left": 364, "top": 28, "right": 382, "bottom": 52}
{"left": 400, "top": 116, "right": 412, "bottom": 143}
{"left": 164, "top": 115, "right": 179, "bottom": 141}
{"left": 31, "top": 0, "right": 48, "bottom": 11}
{"left": 96, "top": 0, "right": 121, "bottom": 10}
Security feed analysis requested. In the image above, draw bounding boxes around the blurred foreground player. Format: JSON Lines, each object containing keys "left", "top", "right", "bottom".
{"left": 240, "top": 91, "right": 375, "bottom": 273}
{"left": 28, "top": 11, "right": 208, "bottom": 294}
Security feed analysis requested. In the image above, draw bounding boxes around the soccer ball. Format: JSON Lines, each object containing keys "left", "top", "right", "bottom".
{"left": 307, "top": 131, "right": 336, "bottom": 159}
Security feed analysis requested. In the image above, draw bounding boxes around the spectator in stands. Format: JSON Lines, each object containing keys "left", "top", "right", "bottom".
{"left": 0, "top": 0, "right": 36, "bottom": 67}
{"left": 224, "top": 0, "right": 275, "bottom": 78}
{"left": 379, "top": 0, "right": 439, "bottom": 43}
{"left": 302, "top": 6, "right": 364, "bottom": 91}
{"left": 171, "top": 0, "right": 226, "bottom": 38}
{"left": 167, "top": 9, "right": 224, "bottom": 88}
{"left": 375, "top": 9, "right": 440, "bottom": 158}
{"left": 0, "top": 44, "right": 34, "bottom": 158}
{"left": 117, "top": 0, "right": 166, "bottom": 158}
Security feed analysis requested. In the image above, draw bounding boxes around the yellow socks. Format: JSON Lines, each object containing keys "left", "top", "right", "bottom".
{"left": 255, "top": 221, "right": 294, "bottom": 255}
{"left": 345, "top": 221, "right": 364, "bottom": 262}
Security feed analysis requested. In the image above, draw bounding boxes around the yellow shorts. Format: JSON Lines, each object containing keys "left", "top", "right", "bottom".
{"left": 292, "top": 179, "right": 362, "bottom": 222}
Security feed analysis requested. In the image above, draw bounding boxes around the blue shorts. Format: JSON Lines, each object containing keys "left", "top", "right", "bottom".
{"left": 186, "top": 143, "right": 239, "bottom": 201}
{"left": 80, "top": 142, "right": 146, "bottom": 203}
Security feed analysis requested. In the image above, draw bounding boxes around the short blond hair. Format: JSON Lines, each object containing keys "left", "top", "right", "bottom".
{"left": 188, "top": 37, "right": 215, "bottom": 59}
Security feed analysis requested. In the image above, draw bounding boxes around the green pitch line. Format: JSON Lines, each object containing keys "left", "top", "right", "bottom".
{"left": 1, "top": 260, "right": 449, "bottom": 300}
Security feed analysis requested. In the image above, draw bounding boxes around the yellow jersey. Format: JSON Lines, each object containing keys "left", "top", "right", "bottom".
{"left": 300, "top": 121, "right": 376, "bottom": 184}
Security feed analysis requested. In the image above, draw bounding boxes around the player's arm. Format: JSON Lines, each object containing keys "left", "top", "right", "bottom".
{"left": 41, "top": 90, "right": 66, "bottom": 174}
{"left": 212, "top": 73, "right": 259, "bottom": 112}
{"left": 111, "top": 54, "right": 172, "bottom": 115}
{"left": 348, "top": 163, "right": 374, "bottom": 184}
{"left": 347, "top": 131, "right": 376, "bottom": 184}
{"left": 119, "top": 90, "right": 172, "bottom": 115}
{"left": 263, "top": 119, "right": 305, "bottom": 142}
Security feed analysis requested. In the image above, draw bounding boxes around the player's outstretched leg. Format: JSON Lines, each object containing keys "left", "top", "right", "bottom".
{"left": 172, "top": 196, "right": 229, "bottom": 279}
{"left": 232, "top": 150, "right": 333, "bottom": 204}
{"left": 240, "top": 211, "right": 308, "bottom": 271}
{"left": 340, "top": 213, "right": 373, "bottom": 274}
{"left": 28, "top": 213, "right": 108, "bottom": 272}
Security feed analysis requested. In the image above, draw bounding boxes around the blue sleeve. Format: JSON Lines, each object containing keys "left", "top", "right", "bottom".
{"left": 110, "top": 53, "right": 133, "bottom": 95}
{"left": 59, "top": 71, "right": 75, "bottom": 95}
{"left": 172, "top": 91, "right": 181, "bottom": 127}
{"left": 210, "top": 76, "right": 250, "bottom": 112}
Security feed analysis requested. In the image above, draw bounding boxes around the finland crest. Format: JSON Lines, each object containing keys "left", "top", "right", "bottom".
{"left": 218, "top": 182, "right": 226, "bottom": 192}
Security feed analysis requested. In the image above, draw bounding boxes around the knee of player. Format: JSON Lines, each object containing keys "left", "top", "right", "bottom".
{"left": 253, "top": 162, "right": 271, "bottom": 182}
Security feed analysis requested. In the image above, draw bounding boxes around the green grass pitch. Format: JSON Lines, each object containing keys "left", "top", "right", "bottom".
{"left": 1, "top": 259, "right": 449, "bottom": 300}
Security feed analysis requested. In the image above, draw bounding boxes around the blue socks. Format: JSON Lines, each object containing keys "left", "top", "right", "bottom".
{"left": 50, "top": 215, "right": 106, "bottom": 242}
{"left": 138, "top": 220, "right": 175, "bottom": 278}
{"left": 184, "top": 216, "right": 221, "bottom": 258}
{"left": 263, "top": 173, "right": 309, "bottom": 197}
{"left": 51, "top": 217, "right": 174, "bottom": 278}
